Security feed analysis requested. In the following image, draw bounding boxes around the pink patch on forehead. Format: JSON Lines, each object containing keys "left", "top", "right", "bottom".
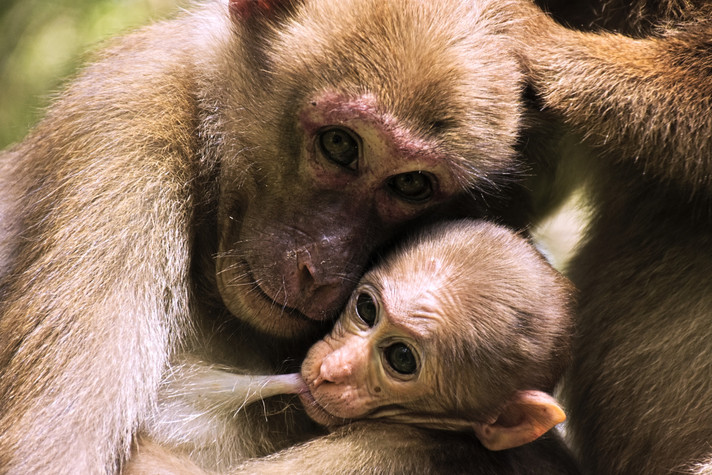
{"left": 299, "top": 92, "right": 380, "bottom": 133}
{"left": 300, "top": 91, "right": 444, "bottom": 166}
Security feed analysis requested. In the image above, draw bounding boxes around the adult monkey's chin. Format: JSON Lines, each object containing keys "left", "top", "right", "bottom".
{"left": 217, "top": 259, "right": 330, "bottom": 339}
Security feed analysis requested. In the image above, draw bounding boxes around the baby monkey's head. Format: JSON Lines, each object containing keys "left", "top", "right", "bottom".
{"left": 300, "top": 219, "right": 574, "bottom": 451}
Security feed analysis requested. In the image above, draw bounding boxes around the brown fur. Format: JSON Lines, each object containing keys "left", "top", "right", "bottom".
{"left": 518, "top": 2, "right": 712, "bottom": 474}
{"left": 231, "top": 421, "right": 579, "bottom": 475}
{"left": 537, "top": 0, "right": 711, "bottom": 35}
{"left": 122, "top": 437, "right": 203, "bottom": 475}
{"left": 138, "top": 422, "right": 579, "bottom": 474}
{"left": 522, "top": 5, "right": 712, "bottom": 194}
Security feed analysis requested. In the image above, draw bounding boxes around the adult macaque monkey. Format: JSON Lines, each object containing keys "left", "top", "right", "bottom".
{"left": 141, "top": 220, "right": 578, "bottom": 474}
{"left": 136, "top": 1, "right": 712, "bottom": 474}
{"left": 0, "top": 0, "right": 531, "bottom": 473}
{"left": 516, "top": 2, "right": 712, "bottom": 474}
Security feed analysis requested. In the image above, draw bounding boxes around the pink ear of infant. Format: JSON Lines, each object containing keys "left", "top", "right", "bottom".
{"left": 472, "top": 390, "right": 566, "bottom": 451}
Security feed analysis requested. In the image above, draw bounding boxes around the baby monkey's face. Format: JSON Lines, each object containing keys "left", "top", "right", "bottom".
{"left": 299, "top": 280, "right": 441, "bottom": 427}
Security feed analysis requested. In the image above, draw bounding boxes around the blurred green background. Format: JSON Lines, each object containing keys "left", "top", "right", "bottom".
{"left": 0, "top": 0, "right": 177, "bottom": 148}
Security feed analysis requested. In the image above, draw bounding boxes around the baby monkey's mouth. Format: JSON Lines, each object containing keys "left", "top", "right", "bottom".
{"left": 297, "top": 389, "right": 351, "bottom": 427}
{"left": 297, "top": 380, "right": 416, "bottom": 428}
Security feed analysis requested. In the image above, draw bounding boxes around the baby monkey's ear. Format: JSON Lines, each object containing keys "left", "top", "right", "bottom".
{"left": 472, "top": 390, "right": 566, "bottom": 451}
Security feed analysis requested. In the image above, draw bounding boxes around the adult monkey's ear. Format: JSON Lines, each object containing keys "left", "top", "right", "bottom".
{"left": 472, "top": 390, "right": 566, "bottom": 451}
{"left": 228, "top": 0, "right": 302, "bottom": 23}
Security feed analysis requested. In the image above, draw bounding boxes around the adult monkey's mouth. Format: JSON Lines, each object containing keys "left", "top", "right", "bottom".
{"left": 239, "top": 259, "right": 330, "bottom": 326}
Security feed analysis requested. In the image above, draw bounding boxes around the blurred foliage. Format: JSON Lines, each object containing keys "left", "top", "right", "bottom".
{"left": 0, "top": 0, "right": 178, "bottom": 148}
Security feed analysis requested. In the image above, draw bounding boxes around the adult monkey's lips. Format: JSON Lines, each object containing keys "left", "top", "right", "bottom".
{"left": 241, "top": 259, "right": 316, "bottom": 323}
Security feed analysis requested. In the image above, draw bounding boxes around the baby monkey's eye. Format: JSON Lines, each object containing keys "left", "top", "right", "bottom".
{"left": 385, "top": 343, "right": 417, "bottom": 375}
{"left": 355, "top": 292, "right": 377, "bottom": 327}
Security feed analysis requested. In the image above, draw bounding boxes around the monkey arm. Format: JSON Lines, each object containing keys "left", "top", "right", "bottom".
{"left": 128, "top": 425, "right": 466, "bottom": 475}
{"left": 125, "top": 424, "right": 436, "bottom": 475}
{"left": 0, "top": 158, "right": 194, "bottom": 474}
{"left": 0, "top": 23, "right": 200, "bottom": 473}
{"left": 229, "top": 422, "right": 579, "bottom": 474}
{"left": 522, "top": 6, "right": 712, "bottom": 193}
{"left": 0, "top": 151, "right": 195, "bottom": 473}
{"left": 232, "top": 423, "right": 436, "bottom": 474}
{"left": 126, "top": 425, "right": 579, "bottom": 474}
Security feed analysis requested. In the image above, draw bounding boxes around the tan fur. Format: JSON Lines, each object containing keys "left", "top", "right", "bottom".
{"left": 231, "top": 421, "right": 579, "bottom": 474}
{"left": 522, "top": 3, "right": 712, "bottom": 194}
{"left": 123, "top": 437, "right": 204, "bottom": 475}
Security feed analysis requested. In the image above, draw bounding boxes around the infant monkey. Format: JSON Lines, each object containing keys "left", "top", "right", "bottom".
{"left": 297, "top": 219, "right": 573, "bottom": 451}
{"left": 221, "top": 219, "right": 573, "bottom": 451}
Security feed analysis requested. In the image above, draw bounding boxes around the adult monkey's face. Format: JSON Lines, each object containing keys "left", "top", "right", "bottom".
{"left": 213, "top": 0, "right": 524, "bottom": 338}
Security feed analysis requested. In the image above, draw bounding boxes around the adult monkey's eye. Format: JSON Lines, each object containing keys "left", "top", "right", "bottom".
{"left": 355, "top": 292, "right": 377, "bottom": 327}
{"left": 385, "top": 343, "right": 418, "bottom": 375}
{"left": 388, "top": 172, "right": 433, "bottom": 202}
{"left": 318, "top": 127, "right": 360, "bottom": 169}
